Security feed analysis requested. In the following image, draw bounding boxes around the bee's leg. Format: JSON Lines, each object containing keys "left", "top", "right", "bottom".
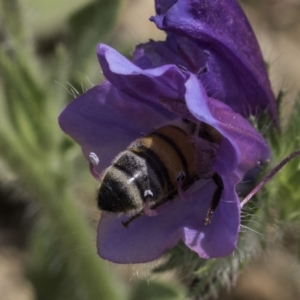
{"left": 121, "top": 190, "right": 157, "bottom": 228}
{"left": 204, "top": 173, "right": 223, "bottom": 225}
{"left": 176, "top": 171, "right": 192, "bottom": 201}
{"left": 122, "top": 211, "right": 144, "bottom": 228}
{"left": 89, "top": 163, "right": 101, "bottom": 180}
{"left": 143, "top": 190, "right": 157, "bottom": 216}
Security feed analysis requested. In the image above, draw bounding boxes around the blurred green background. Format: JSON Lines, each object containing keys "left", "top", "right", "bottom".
{"left": 0, "top": 0, "right": 300, "bottom": 299}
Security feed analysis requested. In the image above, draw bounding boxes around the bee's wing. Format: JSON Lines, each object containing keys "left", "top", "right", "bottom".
{"left": 59, "top": 82, "right": 175, "bottom": 177}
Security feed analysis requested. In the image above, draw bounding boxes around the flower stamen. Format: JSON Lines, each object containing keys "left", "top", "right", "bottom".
{"left": 241, "top": 149, "right": 300, "bottom": 207}
{"left": 89, "top": 152, "right": 101, "bottom": 180}
{"left": 143, "top": 198, "right": 158, "bottom": 217}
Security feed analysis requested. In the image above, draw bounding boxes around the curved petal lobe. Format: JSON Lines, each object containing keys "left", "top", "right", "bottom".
{"left": 97, "top": 44, "right": 188, "bottom": 110}
{"left": 184, "top": 75, "right": 270, "bottom": 177}
{"left": 58, "top": 82, "right": 174, "bottom": 175}
{"left": 150, "top": 0, "right": 277, "bottom": 123}
{"left": 97, "top": 179, "right": 239, "bottom": 263}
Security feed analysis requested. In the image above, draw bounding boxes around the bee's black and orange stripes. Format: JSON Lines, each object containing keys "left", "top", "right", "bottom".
{"left": 97, "top": 125, "right": 197, "bottom": 213}
{"left": 97, "top": 123, "right": 223, "bottom": 226}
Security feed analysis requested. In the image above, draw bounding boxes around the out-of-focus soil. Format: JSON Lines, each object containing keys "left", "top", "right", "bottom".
{"left": 0, "top": 249, "right": 35, "bottom": 300}
{"left": 0, "top": 186, "right": 35, "bottom": 300}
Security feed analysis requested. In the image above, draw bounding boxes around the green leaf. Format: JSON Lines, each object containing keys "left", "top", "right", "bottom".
{"left": 0, "top": 50, "right": 47, "bottom": 152}
{"left": 154, "top": 241, "right": 250, "bottom": 300}
{"left": 154, "top": 242, "right": 200, "bottom": 273}
{"left": 0, "top": 0, "right": 24, "bottom": 41}
{"left": 23, "top": 0, "right": 93, "bottom": 35}
{"left": 68, "top": 0, "right": 121, "bottom": 69}
{"left": 27, "top": 217, "right": 93, "bottom": 300}
{"left": 130, "top": 280, "right": 184, "bottom": 300}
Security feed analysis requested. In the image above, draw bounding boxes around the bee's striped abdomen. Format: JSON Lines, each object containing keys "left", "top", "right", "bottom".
{"left": 97, "top": 125, "right": 197, "bottom": 213}
{"left": 97, "top": 121, "right": 225, "bottom": 228}
{"left": 131, "top": 125, "right": 197, "bottom": 195}
{"left": 97, "top": 149, "right": 164, "bottom": 212}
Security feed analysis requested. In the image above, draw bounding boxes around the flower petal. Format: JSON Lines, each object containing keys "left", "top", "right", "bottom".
{"left": 97, "top": 178, "right": 239, "bottom": 263}
{"left": 97, "top": 44, "right": 188, "bottom": 106}
{"left": 150, "top": 0, "right": 277, "bottom": 123}
{"left": 183, "top": 174, "right": 240, "bottom": 258}
{"left": 58, "top": 81, "right": 175, "bottom": 175}
{"left": 155, "top": 0, "right": 177, "bottom": 15}
{"left": 59, "top": 0, "right": 275, "bottom": 265}
{"left": 184, "top": 75, "right": 270, "bottom": 178}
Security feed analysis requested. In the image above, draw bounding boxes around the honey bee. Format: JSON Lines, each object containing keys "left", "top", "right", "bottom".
{"left": 96, "top": 121, "right": 223, "bottom": 227}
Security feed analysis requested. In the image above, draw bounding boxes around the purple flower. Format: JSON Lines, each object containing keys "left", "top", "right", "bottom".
{"left": 59, "top": 0, "right": 276, "bottom": 263}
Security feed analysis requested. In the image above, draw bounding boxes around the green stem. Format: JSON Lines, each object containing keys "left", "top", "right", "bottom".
{"left": 0, "top": 130, "right": 123, "bottom": 300}
{"left": 47, "top": 190, "right": 124, "bottom": 300}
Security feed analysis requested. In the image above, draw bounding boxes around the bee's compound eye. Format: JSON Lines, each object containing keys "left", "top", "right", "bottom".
{"left": 176, "top": 171, "right": 186, "bottom": 182}
{"left": 89, "top": 152, "right": 99, "bottom": 165}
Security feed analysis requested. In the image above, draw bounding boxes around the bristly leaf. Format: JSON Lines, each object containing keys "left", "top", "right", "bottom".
{"left": 243, "top": 91, "right": 300, "bottom": 265}
{"left": 153, "top": 242, "right": 201, "bottom": 273}
{"left": 0, "top": 1, "right": 124, "bottom": 298}
{"left": 281, "top": 92, "right": 300, "bottom": 150}
{"left": 27, "top": 217, "right": 87, "bottom": 300}
{"left": 68, "top": 0, "right": 121, "bottom": 70}
{"left": 154, "top": 241, "right": 251, "bottom": 300}
{"left": 129, "top": 280, "right": 184, "bottom": 300}
{"left": 0, "top": 0, "right": 25, "bottom": 42}
{"left": 249, "top": 90, "right": 285, "bottom": 155}
{"left": 267, "top": 92, "right": 300, "bottom": 218}
{"left": 0, "top": 50, "right": 46, "bottom": 151}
